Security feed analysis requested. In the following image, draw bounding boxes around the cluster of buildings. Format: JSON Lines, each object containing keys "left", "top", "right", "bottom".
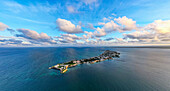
{"left": 49, "top": 64, "right": 68, "bottom": 73}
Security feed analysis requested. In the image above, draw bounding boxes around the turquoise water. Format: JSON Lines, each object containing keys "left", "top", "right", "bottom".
{"left": 0, "top": 47, "right": 170, "bottom": 91}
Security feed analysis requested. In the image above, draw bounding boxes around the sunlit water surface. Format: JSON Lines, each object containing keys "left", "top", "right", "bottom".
{"left": 0, "top": 47, "right": 170, "bottom": 91}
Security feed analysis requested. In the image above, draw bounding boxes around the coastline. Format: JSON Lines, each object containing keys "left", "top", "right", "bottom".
{"left": 49, "top": 50, "right": 120, "bottom": 73}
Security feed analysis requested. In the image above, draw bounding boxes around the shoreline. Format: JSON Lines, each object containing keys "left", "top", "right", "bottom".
{"left": 49, "top": 50, "right": 120, "bottom": 73}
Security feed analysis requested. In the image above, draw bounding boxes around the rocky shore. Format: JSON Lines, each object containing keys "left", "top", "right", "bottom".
{"left": 49, "top": 50, "right": 120, "bottom": 73}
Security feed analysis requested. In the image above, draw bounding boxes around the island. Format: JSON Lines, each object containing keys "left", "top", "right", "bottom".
{"left": 49, "top": 50, "right": 120, "bottom": 73}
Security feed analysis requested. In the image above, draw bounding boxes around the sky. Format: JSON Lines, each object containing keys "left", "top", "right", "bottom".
{"left": 0, "top": 0, "right": 170, "bottom": 47}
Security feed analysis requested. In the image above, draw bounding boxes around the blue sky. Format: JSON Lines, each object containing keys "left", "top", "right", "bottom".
{"left": 0, "top": 0, "right": 170, "bottom": 46}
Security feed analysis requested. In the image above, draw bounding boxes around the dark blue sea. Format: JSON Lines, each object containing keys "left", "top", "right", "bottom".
{"left": 0, "top": 47, "right": 170, "bottom": 91}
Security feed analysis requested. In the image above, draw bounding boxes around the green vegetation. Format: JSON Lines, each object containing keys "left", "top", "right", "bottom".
{"left": 58, "top": 66, "right": 62, "bottom": 68}
{"left": 63, "top": 60, "right": 76, "bottom": 65}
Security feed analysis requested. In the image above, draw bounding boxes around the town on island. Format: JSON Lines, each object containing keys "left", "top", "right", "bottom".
{"left": 49, "top": 50, "right": 120, "bottom": 73}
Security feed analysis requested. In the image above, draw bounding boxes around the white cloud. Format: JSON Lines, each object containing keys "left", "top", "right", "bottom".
{"left": 98, "top": 22, "right": 105, "bottom": 25}
{"left": 67, "top": 6, "right": 78, "bottom": 13}
{"left": 124, "top": 31, "right": 155, "bottom": 40}
{"left": 61, "top": 34, "right": 82, "bottom": 40}
{"left": 17, "top": 28, "right": 51, "bottom": 40}
{"left": 102, "top": 20, "right": 119, "bottom": 32}
{"left": 111, "top": 13, "right": 116, "bottom": 16}
{"left": 55, "top": 34, "right": 82, "bottom": 44}
{"left": 83, "top": 31, "right": 93, "bottom": 39}
{"left": 114, "top": 16, "right": 138, "bottom": 31}
{"left": 145, "top": 20, "right": 170, "bottom": 34}
{"left": 87, "top": 23, "right": 95, "bottom": 29}
{"left": 124, "top": 20, "right": 170, "bottom": 43}
{"left": 89, "top": 16, "right": 139, "bottom": 38}
{"left": 83, "top": 37, "right": 115, "bottom": 46}
{"left": 124, "top": 31, "right": 160, "bottom": 43}
{"left": 0, "top": 38, "right": 23, "bottom": 45}
{"left": 103, "top": 17, "right": 110, "bottom": 22}
{"left": 93, "top": 20, "right": 119, "bottom": 37}
{"left": 115, "top": 38, "right": 124, "bottom": 42}
{"left": 0, "top": 22, "right": 8, "bottom": 31}
{"left": 16, "top": 28, "right": 56, "bottom": 44}
{"left": 93, "top": 27, "right": 106, "bottom": 37}
{"left": 56, "top": 18, "right": 83, "bottom": 34}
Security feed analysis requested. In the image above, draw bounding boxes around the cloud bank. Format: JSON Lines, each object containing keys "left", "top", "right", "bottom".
{"left": 1, "top": 16, "right": 170, "bottom": 47}
{"left": 16, "top": 28, "right": 56, "bottom": 45}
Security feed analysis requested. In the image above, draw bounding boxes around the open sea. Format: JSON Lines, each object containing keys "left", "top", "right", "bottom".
{"left": 0, "top": 47, "right": 170, "bottom": 91}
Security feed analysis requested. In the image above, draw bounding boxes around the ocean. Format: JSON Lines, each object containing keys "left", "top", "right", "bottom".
{"left": 0, "top": 47, "right": 170, "bottom": 91}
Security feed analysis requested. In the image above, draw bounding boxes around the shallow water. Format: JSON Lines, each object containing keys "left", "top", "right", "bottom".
{"left": 0, "top": 47, "right": 170, "bottom": 91}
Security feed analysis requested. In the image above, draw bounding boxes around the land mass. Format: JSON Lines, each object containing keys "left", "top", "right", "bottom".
{"left": 49, "top": 50, "right": 120, "bottom": 73}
